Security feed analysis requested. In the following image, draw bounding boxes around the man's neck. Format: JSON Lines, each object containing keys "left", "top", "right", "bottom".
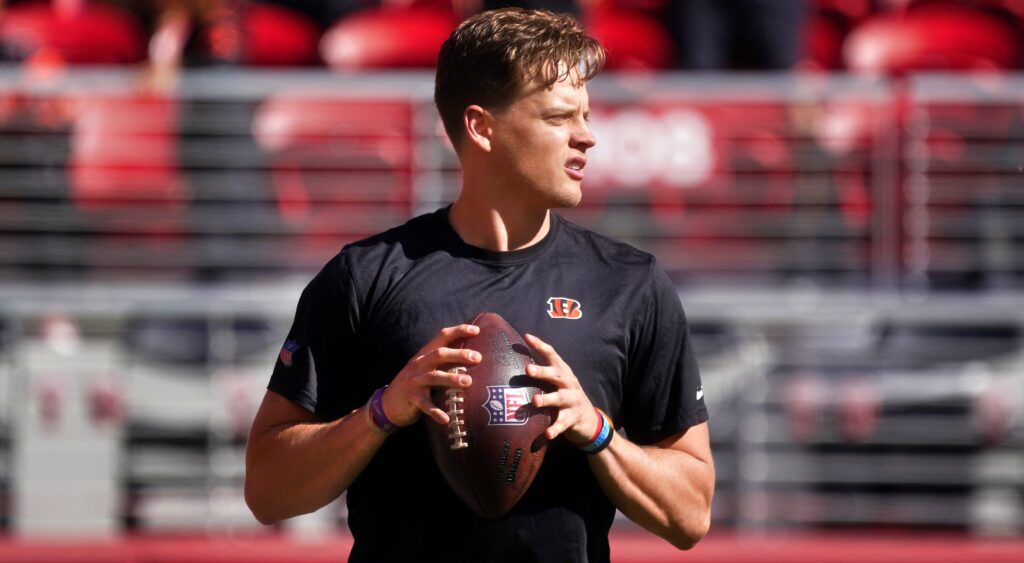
{"left": 448, "top": 192, "right": 551, "bottom": 252}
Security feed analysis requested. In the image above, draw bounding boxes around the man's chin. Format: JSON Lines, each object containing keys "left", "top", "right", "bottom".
{"left": 548, "top": 189, "right": 582, "bottom": 209}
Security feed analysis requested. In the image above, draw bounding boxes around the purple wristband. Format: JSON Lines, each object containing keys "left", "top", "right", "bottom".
{"left": 368, "top": 386, "right": 399, "bottom": 435}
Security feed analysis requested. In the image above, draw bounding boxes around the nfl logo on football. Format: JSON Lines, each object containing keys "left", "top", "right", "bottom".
{"left": 484, "top": 386, "right": 531, "bottom": 425}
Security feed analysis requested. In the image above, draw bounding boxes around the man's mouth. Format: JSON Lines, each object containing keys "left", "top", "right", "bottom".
{"left": 565, "top": 157, "right": 586, "bottom": 180}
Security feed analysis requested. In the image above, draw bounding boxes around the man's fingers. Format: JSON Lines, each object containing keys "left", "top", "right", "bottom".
{"left": 545, "top": 410, "right": 570, "bottom": 440}
{"left": 421, "top": 346, "right": 481, "bottom": 368}
{"left": 410, "top": 393, "right": 449, "bottom": 425}
{"left": 419, "top": 324, "right": 480, "bottom": 355}
{"left": 532, "top": 390, "right": 563, "bottom": 409}
{"left": 425, "top": 407, "right": 450, "bottom": 426}
{"left": 526, "top": 362, "right": 582, "bottom": 392}
{"left": 526, "top": 363, "right": 563, "bottom": 383}
{"left": 424, "top": 369, "right": 473, "bottom": 388}
{"left": 524, "top": 333, "right": 564, "bottom": 367}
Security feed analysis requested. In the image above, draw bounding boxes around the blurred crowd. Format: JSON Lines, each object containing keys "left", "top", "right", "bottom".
{"left": 0, "top": 0, "right": 1021, "bottom": 89}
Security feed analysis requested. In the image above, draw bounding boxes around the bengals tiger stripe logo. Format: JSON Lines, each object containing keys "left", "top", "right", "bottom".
{"left": 547, "top": 297, "right": 582, "bottom": 319}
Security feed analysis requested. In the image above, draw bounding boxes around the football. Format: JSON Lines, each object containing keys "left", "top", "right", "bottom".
{"left": 426, "top": 312, "right": 552, "bottom": 519}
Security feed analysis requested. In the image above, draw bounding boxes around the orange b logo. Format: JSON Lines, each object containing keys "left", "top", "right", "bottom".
{"left": 547, "top": 297, "right": 582, "bottom": 319}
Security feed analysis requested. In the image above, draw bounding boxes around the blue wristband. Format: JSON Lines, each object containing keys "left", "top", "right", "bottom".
{"left": 580, "top": 409, "right": 614, "bottom": 454}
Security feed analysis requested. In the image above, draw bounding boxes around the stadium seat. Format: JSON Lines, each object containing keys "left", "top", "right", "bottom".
{"left": 800, "top": 12, "right": 846, "bottom": 70}
{"left": 68, "top": 95, "right": 184, "bottom": 211}
{"left": 844, "top": 4, "right": 1020, "bottom": 72}
{"left": 586, "top": 8, "right": 675, "bottom": 70}
{"left": 252, "top": 94, "right": 414, "bottom": 229}
{"left": 320, "top": 7, "right": 457, "bottom": 69}
{"left": 0, "top": 1, "right": 145, "bottom": 64}
{"left": 812, "top": 0, "right": 875, "bottom": 21}
{"left": 800, "top": 0, "right": 882, "bottom": 70}
{"left": 64, "top": 93, "right": 187, "bottom": 277}
{"left": 238, "top": 3, "right": 320, "bottom": 67}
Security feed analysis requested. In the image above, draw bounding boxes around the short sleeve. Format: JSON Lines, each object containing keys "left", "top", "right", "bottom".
{"left": 620, "top": 261, "right": 708, "bottom": 445}
{"left": 267, "top": 252, "right": 362, "bottom": 419}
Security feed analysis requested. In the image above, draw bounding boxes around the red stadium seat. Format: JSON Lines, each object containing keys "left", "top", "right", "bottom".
{"left": 800, "top": 12, "right": 846, "bottom": 70}
{"left": 0, "top": 1, "right": 144, "bottom": 64}
{"left": 811, "top": 0, "right": 875, "bottom": 21}
{"left": 240, "top": 3, "right": 320, "bottom": 67}
{"left": 844, "top": 4, "right": 1020, "bottom": 72}
{"left": 586, "top": 8, "right": 675, "bottom": 70}
{"left": 69, "top": 95, "right": 182, "bottom": 210}
{"left": 252, "top": 94, "right": 414, "bottom": 247}
{"left": 801, "top": 0, "right": 882, "bottom": 71}
{"left": 67, "top": 94, "right": 187, "bottom": 274}
{"left": 320, "top": 8, "right": 457, "bottom": 69}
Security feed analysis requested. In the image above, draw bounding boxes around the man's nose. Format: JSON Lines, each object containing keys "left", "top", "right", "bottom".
{"left": 572, "top": 120, "right": 596, "bottom": 151}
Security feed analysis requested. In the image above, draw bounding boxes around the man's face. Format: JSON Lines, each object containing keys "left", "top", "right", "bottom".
{"left": 488, "top": 75, "right": 596, "bottom": 208}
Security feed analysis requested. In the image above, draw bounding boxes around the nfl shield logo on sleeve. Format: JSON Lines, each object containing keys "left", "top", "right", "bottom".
{"left": 484, "top": 386, "right": 531, "bottom": 426}
{"left": 279, "top": 340, "right": 300, "bottom": 367}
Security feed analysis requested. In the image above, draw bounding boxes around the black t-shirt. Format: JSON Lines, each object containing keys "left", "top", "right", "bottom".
{"left": 268, "top": 206, "right": 708, "bottom": 562}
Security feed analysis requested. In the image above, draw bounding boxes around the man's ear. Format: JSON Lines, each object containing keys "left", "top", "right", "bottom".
{"left": 463, "top": 105, "right": 493, "bottom": 153}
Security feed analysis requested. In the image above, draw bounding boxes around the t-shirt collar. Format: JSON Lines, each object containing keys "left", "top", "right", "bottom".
{"left": 438, "top": 205, "right": 559, "bottom": 265}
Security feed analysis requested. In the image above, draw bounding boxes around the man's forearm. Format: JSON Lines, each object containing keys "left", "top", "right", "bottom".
{"left": 244, "top": 406, "right": 386, "bottom": 524}
{"left": 245, "top": 324, "right": 483, "bottom": 525}
{"left": 587, "top": 433, "right": 714, "bottom": 550}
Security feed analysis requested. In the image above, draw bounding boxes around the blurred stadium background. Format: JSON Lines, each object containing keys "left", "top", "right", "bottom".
{"left": 0, "top": 0, "right": 1023, "bottom": 561}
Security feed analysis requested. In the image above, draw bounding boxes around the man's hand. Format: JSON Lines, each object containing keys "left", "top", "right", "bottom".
{"left": 382, "top": 324, "right": 481, "bottom": 427}
{"left": 525, "top": 334, "right": 713, "bottom": 550}
{"left": 524, "top": 333, "right": 601, "bottom": 443}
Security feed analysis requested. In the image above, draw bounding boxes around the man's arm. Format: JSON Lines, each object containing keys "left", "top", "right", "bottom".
{"left": 525, "top": 333, "right": 714, "bottom": 550}
{"left": 244, "top": 324, "right": 482, "bottom": 524}
{"left": 588, "top": 422, "right": 714, "bottom": 549}
{"left": 244, "top": 390, "right": 385, "bottom": 525}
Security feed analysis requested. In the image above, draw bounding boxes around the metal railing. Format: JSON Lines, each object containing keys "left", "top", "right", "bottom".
{"left": 1, "top": 69, "right": 1023, "bottom": 536}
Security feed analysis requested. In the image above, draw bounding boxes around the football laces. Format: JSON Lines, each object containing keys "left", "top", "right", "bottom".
{"left": 446, "top": 368, "right": 469, "bottom": 450}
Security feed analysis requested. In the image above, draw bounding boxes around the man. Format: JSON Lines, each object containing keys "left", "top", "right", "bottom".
{"left": 245, "top": 8, "right": 713, "bottom": 561}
